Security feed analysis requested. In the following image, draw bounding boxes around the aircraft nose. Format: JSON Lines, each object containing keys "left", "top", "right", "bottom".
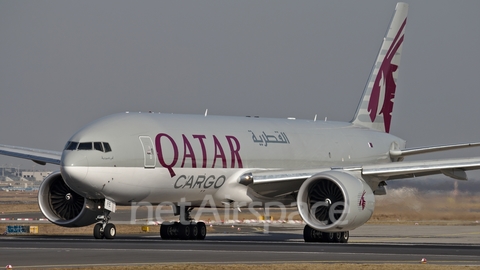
{"left": 60, "top": 151, "right": 89, "bottom": 195}
{"left": 61, "top": 150, "right": 89, "bottom": 167}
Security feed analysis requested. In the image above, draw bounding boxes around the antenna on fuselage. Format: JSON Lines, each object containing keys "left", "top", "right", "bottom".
{"left": 314, "top": 114, "right": 317, "bottom": 122}
{"left": 204, "top": 109, "right": 208, "bottom": 117}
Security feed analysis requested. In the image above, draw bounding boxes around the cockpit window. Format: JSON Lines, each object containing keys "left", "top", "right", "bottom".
{"left": 94, "top": 142, "right": 103, "bottom": 152}
{"left": 65, "top": 141, "right": 78, "bottom": 150}
{"left": 77, "top": 142, "right": 93, "bottom": 150}
{"left": 65, "top": 141, "right": 111, "bottom": 152}
{"left": 103, "top": 142, "right": 112, "bottom": 152}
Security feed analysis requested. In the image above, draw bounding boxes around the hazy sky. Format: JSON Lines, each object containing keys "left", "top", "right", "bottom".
{"left": 1, "top": 1, "right": 480, "bottom": 178}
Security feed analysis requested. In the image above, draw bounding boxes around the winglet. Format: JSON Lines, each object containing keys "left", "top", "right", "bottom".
{"left": 352, "top": 2, "right": 408, "bottom": 133}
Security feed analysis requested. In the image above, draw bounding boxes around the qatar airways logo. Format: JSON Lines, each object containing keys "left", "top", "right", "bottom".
{"left": 368, "top": 18, "right": 407, "bottom": 133}
{"left": 359, "top": 190, "right": 366, "bottom": 211}
{"left": 155, "top": 133, "right": 243, "bottom": 177}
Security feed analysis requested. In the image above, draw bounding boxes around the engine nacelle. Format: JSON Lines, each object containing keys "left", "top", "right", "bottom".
{"left": 38, "top": 171, "right": 104, "bottom": 227}
{"left": 297, "top": 170, "right": 374, "bottom": 232}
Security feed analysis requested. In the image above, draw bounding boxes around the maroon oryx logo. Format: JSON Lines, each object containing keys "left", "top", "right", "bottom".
{"left": 359, "top": 190, "right": 366, "bottom": 210}
{"left": 367, "top": 18, "right": 407, "bottom": 133}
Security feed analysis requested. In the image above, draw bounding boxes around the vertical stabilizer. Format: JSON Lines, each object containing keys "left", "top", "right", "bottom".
{"left": 352, "top": 2, "right": 408, "bottom": 133}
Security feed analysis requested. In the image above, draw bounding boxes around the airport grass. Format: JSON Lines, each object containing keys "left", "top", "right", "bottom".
{"left": 44, "top": 263, "right": 480, "bottom": 270}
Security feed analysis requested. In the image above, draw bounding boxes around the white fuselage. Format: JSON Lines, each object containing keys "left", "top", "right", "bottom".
{"left": 60, "top": 112, "right": 405, "bottom": 206}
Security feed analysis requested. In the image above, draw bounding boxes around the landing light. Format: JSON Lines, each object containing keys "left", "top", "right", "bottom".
{"left": 239, "top": 173, "right": 253, "bottom": 186}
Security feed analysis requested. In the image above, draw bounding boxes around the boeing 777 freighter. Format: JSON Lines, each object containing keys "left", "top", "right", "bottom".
{"left": 2, "top": 3, "right": 480, "bottom": 243}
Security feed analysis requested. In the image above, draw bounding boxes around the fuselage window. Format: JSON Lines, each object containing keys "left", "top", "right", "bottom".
{"left": 103, "top": 142, "right": 112, "bottom": 152}
{"left": 78, "top": 142, "right": 93, "bottom": 150}
{"left": 65, "top": 141, "right": 79, "bottom": 150}
{"left": 94, "top": 142, "right": 103, "bottom": 152}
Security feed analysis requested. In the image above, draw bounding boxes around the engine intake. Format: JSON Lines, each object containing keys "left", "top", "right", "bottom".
{"left": 297, "top": 170, "right": 374, "bottom": 232}
{"left": 38, "top": 171, "right": 104, "bottom": 227}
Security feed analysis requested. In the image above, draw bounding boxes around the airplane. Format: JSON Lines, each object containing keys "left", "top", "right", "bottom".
{"left": 2, "top": 2, "right": 480, "bottom": 243}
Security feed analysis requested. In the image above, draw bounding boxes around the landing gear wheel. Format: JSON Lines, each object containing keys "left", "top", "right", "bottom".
{"left": 302, "top": 225, "right": 349, "bottom": 243}
{"left": 94, "top": 208, "right": 115, "bottom": 240}
{"left": 178, "top": 224, "right": 191, "bottom": 240}
{"left": 334, "top": 232, "right": 342, "bottom": 243}
{"left": 303, "top": 225, "right": 316, "bottom": 242}
{"left": 303, "top": 225, "right": 327, "bottom": 242}
{"left": 340, "top": 231, "right": 349, "bottom": 243}
{"left": 190, "top": 223, "right": 198, "bottom": 239}
{"left": 93, "top": 223, "right": 104, "bottom": 239}
{"left": 163, "top": 206, "right": 207, "bottom": 241}
{"left": 327, "top": 232, "right": 335, "bottom": 242}
{"left": 104, "top": 223, "right": 116, "bottom": 239}
{"left": 160, "top": 222, "right": 171, "bottom": 240}
{"left": 197, "top": 222, "right": 206, "bottom": 240}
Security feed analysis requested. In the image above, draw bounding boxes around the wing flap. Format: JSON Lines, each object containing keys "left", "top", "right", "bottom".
{"left": 0, "top": 144, "right": 62, "bottom": 165}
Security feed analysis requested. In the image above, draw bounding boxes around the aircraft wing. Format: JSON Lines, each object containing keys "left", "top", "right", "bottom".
{"left": 0, "top": 144, "right": 61, "bottom": 165}
{"left": 248, "top": 141, "right": 480, "bottom": 188}
{"left": 245, "top": 157, "right": 480, "bottom": 198}
{"left": 361, "top": 157, "right": 480, "bottom": 180}
{"left": 389, "top": 142, "right": 480, "bottom": 157}
{"left": 250, "top": 157, "right": 480, "bottom": 184}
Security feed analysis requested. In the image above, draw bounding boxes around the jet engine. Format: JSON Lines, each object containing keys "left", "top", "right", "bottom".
{"left": 38, "top": 171, "right": 104, "bottom": 227}
{"left": 297, "top": 170, "right": 374, "bottom": 232}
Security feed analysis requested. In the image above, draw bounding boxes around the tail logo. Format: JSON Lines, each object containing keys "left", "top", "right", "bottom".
{"left": 367, "top": 18, "right": 407, "bottom": 133}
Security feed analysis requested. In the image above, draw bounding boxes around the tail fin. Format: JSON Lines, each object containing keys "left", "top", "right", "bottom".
{"left": 351, "top": 2, "right": 408, "bottom": 133}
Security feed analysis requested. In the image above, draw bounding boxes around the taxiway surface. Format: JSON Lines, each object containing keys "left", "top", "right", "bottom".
{"left": 1, "top": 225, "right": 480, "bottom": 268}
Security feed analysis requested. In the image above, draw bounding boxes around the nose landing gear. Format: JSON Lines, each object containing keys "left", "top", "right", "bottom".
{"left": 93, "top": 204, "right": 117, "bottom": 239}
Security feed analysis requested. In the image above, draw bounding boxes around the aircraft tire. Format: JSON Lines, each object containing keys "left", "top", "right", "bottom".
{"left": 104, "top": 223, "right": 116, "bottom": 239}
{"left": 93, "top": 223, "right": 104, "bottom": 239}
{"left": 190, "top": 223, "right": 199, "bottom": 239}
{"left": 334, "top": 232, "right": 343, "bottom": 243}
{"left": 327, "top": 232, "right": 335, "bottom": 243}
{"left": 340, "top": 231, "right": 349, "bottom": 243}
{"left": 197, "top": 222, "right": 206, "bottom": 240}
{"left": 160, "top": 223, "right": 171, "bottom": 240}
{"left": 178, "top": 224, "right": 191, "bottom": 240}
{"left": 303, "top": 225, "right": 316, "bottom": 242}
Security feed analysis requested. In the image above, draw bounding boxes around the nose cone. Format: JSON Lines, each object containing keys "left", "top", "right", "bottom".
{"left": 61, "top": 151, "right": 91, "bottom": 197}
{"left": 61, "top": 150, "right": 89, "bottom": 167}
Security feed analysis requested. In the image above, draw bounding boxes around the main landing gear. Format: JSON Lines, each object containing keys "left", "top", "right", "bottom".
{"left": 160, "top": 207, "right": 207, "bottom": 240}
{"left": 303, "top": 225, "right": 349, "bottom": 243}
{"left": 93, "top": 209, "right": 116, "bottom": 239}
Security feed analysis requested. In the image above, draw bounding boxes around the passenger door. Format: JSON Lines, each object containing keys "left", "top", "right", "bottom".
{"left": 139, "top": 136, "right": 156, "bottom": 168}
